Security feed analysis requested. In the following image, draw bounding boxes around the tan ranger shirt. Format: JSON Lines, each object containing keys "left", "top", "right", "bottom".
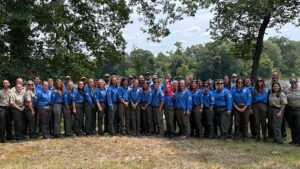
{"left": 11, "top": 86, "right": 26, "bottom": 94}
{"left": 284, "top": 86, "right": 300, "bottom": 108}
{"left": 269, "top": 92, "right": 287, "bottom": 108}
{"left": 0, "top": 89, "right": 12, "bottom": 107}
{"left": 24, "top": 90, "right": 36, "bottom": 106}
{"left": 266, "top": 80, "right": 290, "bottom": 91}
{"left": 10, "top": 91, "right": 25, "bottom": 107}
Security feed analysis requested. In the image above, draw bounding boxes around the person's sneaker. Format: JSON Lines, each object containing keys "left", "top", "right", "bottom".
{"left": 1, "top": 139, "right": 7, "bottom": 143}
{"left": 43, "top": 135, "right": 51, "bottom": 139}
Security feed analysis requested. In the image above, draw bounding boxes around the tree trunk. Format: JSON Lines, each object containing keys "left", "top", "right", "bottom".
{"left": 250, "top": 15, "right": 271, "bottom": 81}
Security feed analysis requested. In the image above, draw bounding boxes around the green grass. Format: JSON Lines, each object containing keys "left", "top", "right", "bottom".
{"left": 0, "top": 134, "right": 299, "bottom": 169}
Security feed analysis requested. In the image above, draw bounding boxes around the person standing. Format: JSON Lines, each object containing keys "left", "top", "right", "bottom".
{"left": 163, "top": 84, "right": 175, "bottom": 139}
{"left": 252, "top": 77, "right": 270, "bottom": 142}
{"left": 175, "top": 80, "right": 192, "bottom": 139}
{"left": 140, "top": 82, "right": 153, "bottom": 136}
{"left": 129, "top": 79, "right": 142, "bottom": 136}
{"left": 0, "top": 80, "right": 12, "bottom": 143}
{"left": 118, "top": 78, "right": 130, "bottom": 135}
{"left": 190, "top": 80, "right": 204, "bottom": 138}
{"left": 71, "top": 81, "right": 85, "bottom": 136}
{"left": 202, "top": 82, "right": 215, "bottom": 139}
{"left": 232, "top": 78, "right": 252, "bottom": 142}
{"left": 84, "top": 79, "right": 95, "bottom": 135}
{"left": 269, "top": 82, "right": 287, "bottom": 145}
{"left": 34, "top": 76, "right": 42, "bottom": 92}
{"left": 51, "top": 79, "right": 65, "bottom": 138}
{"left": 284, "top": 77, "right": 300, "bottom": 146}
{"left": 245, "top": 78, "right": 256, "bottom": 138}
{"left": 107, "top": 77, "right": 119, "bottom": 135}
{"left": 34, "top": 81, "right": 52, "bottom": 139}
{"left": 213, "top": 79, "right": 232, "bottom": 140}
{"left": 95, "top": 79, "right": 107, "bottom": 135}
{"left": 63, "top": 81, "right": 75, "bottom": 137}
{"left": 24, "top": 80, "right": 38, "bottom": 139}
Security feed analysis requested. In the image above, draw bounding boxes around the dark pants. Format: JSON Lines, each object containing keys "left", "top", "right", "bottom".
{"left": 53, "top": 103, "right": 63, "bottom": 135}
{"left": 203, "top": 108, "right": 214, "bottom": 138}
{"left": 97, "top": 103, "right": 106, "bottom": 134}
{"left": 176, "top": 108, "right": 190, "bottom": 137}
{"left": 281, "top": 112, "right": 287, "bottom": 138}
{"left": 84, "top": 101, "right": 93, "bottom": 134}
{"left": 249, "top": 113, "right": 256, "bottom": 137}
{"left": 62, "top": 105, "right": 73, "bottom": 135}
{"left": 118, "top": 103, "right": 130, "bottom": 133}
{"left": 92, "top": 108, "right": 96, "bottom": 133}
{"left": 152, "top": 106, "right": 164, "bottom": 135}
{"left": 12, "top": 108, "right": 25, "bottom": 140}
{"left": 189, "top": 108, "right": 196, "bottom": 136}
{"left": 37, "top": 106, "right": 52, "bottom": 137}
{"left": 234, "top": 106, "right": 250, "bottom": 138}
{"left": 214, "top": 106, "right": 230, "bottom": 138}
{"left": 141, "top": 102, "right": 154, "bottom": 133}
{"left": 253, "top": 102, "right": 268, "bottom": 139}
{"left": 104, "top": 103, "right": 109, "bottom": 132}
{"left": 228, "top": 112, "right": 234, "bottom": 137}
{"left": 164, "top": 106, "right": 175, "bottom": 134}
{"left": 286, "top": 106, "right": 300, "bottom": 144}
{"left": 192, "top": 105, "right": 203, "bottom": 137}
{"left": 0, "top": 107, "right": 11, "bottom": 141}
{"left": 24, "top": 106, "right": 37, "bottom": 138}
{"left": 73, "top": 103, "right": 84, "bottom": 135}
{"left": 108, "top": 103, "right": 118, "bottom": 134}
{"left": 130, "top": 103, "right": 141, "bottom": 134}
{"left": 269, "top": 107, "right": 284, "bottom": 144}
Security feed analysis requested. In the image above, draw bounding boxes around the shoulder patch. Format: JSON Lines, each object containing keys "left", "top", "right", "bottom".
{"left": 229, "top": 94, "right": 232, "bottom": 98}
{"left": 243, "top": 89, "right": 246, "bottom": 92}
{"left": 189, "top": 96, "right": 192, "bottom": 100}
{"left": 212, "top": 97, "right": 215, "bottom": 100}
{"left": 162, "top": 93, "right": 164, "bottom": 96}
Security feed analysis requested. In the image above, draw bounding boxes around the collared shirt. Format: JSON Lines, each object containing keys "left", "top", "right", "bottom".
{"left": 141, "top": 90, "right": 151, "bottom": 103}
{"left": 71, "top": 89, "right": 85, "bottom": 103}
{"left": 147, "top": 89, "right": 165, "bottom": 107}
{"left": 94, "top": 88, "right": 107, "bottom": 103}
{"left": 175, "top": 89, "right": 192, "bottom": 111}
{"left": 11, "top": 86, "right": 26, "bottom": 94}
{"left": 164, "top": 94, "right": 175, "bottom": 107}
{"left": 266, "top": 80, "right": 290, "bottom": 91}
{"left": 129, "top": 88, "right": 141, "bottom": 103}
{"left": 51, "top": 90, "right": 64, "bottom": 104}
{"left": 232, "top": 87, "right": 252, "bottom": 106}
{"left": 214, "top": 88, "right": 232, "bottom": 111}
{"left": 63, "top": 90, "right": 73, "bottom": 105}
{"left": 0, "top": 89, "right": 12, "bottom": 107}
{"left": 10, "top": 91, "right": 25, "bottom": 107}
{"left": 107, "top": 85, "right": 119, "bottom": 109}
{"left": 202, "top": 90, "right": 215, "bottom": 108}
{"left": 24, "top": 90, "right": 36, "bottom": 105}
{"left": 34, "top": 89, "right": 52, "bottom": 106}
{"left": 118, "top": 85, "right": 130, "bottom": 102}
{"left": 284, "top": 86, "right": 300, "bottom": 107}
{"left": 85, "top": 87, "right": 95, "bottom": 106}
{"left": 190, "top": 90, "right": 203, "bottom": 106}
{"left": 269, "top": 92, "right": 287, "bottom": 108}
{"left": 35, "top": 83, "right": 42, "bottom": 92}
{"left": 253, "top": 88, "right": 270, "bottom": 104}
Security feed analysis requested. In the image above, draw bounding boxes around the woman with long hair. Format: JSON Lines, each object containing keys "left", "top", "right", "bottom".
{"left": 24, "top": 80, "right": 37, "bottom": 139}
{"left": 63, "top": 81, "right": 75, "bottom": 137}
{"left": 95, "top": 79, "right": 107, "bottom": 135}
{"left": 84, "top": 79, "right": 95, "bottom": 135}
{"left": 129, "top": 79, "right": 142, "bottom": 136}
{"left": 51, "top": 79, "right": 65, "bottom": 138}
{"left": 140, "top": 82, "right": 153, "bottom": 136}
{"left": 252, "top": 77, "right": 270, "bottom": 142}
{"left": 175, "top": 80, "right": 192, "bottom": 139}
{"left": 269, "top": 82, "right": 287, "bottom": 144}
{"left": 107, "top": 77, "right": 119, "bottom": 135}
{"left": 190, "top": 80, "right": 204, "bottom": 138}
{"left": 163, "top": 84, "right": 175, "bottom": 139}
{"left": 71, "top": 81, "right": 85, "bottom": 136}
{"left": 118, "top": 78, "right": 130, "bottom": 135}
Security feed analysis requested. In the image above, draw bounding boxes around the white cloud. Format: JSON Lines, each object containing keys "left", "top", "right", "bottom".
{"left": 184, "top": 26, "right": 201, "bottom": 33}
{"left": 200, "top": 31, "right": 210, "bottom": 37}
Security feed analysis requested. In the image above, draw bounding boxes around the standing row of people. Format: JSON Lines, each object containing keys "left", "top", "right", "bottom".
{"left": 0, "top": 72, "right": 299, "bottom": 147}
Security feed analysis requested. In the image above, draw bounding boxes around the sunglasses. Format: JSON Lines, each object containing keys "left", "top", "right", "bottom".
{"left": 28, "top": 84, "right": 34, "bottom": 86}
{"left": 257, "top": 80, "right": 263, "bottom": 82}
{"left": 290, "top": 81, "right": 297, "bottom": 84}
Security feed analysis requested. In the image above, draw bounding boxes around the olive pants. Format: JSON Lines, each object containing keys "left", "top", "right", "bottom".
{"left": 130, "top": 104, "right": 141, "bottom": 134}
{"left": 203, "top": 108, "right": 214, "bottom": 138}
{"left": 286, "top": 106, "right": 300, "bottom": 145}
{"left": 152, "top": 106, "right": 164, "bottom": 135}
{"left": 97, "top": 103, "right": 106, "bottom": 134}
{"left": 164, "top": 106, "right": 175, "bottom": 134}
{"left": 192, "top": 105, "right": 203, "bottom": 137}
{"left": 53, "top": 103, "right": 63, "bottom": 135}
{"left": 141, "top": 102, "right": 154, "bottom": 133}
{"left": 214, "top": 106, "right": 230, "bottom": 138}
{"left": 253, "top": 102, "right": 268, "bottom": 138}
{"left": 24, "top": 106, "right": 37, "bottom": 138}
{"left": 63, "top": 105, "right": 73, "bottom": 135}
{"left": 176, "top": 108, "right": 190, "bottom": 137}
{"left": 84, "top": 101, "right": 93, "bottom": 134}
{"left": 12, "top": 108, "right": 25, "bottom": 140}
{"left": 73, "top": 103, "right": 84, "bottom": 135}
{"left": 118, "top": 103, "right": 130, "bottom": 133}
{"left": 37, "top": 105, "right": 52, "bottom": 137}
{"left": 234, "top": 106, "right": 250, "bottom": 138}
{"left": 108, "top": 103, "right": 118, "bottom": 134}
{"left": 269, "top": 107, "right": 284, "bottom": 144}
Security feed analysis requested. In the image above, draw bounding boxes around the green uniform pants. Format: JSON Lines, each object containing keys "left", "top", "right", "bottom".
{"left": 12, "top": 108, "right": 25, "bottom": 140}
{"left": 164, "top": 106, "right": 175, "bottom": 134}
{"left": 0, "top": 107, "right": 11, "bottom": 141}
{"left": 37, "top": 105, "right": 52, "bottom": 137}
{"left": 53, "top": 103, "right": 63, "bottom": 135}
{"left": 73, "top": 103, "right": 84, "bottom": 135}
{"left": 286, "top": 106, "right": 300, "bottom": 145}
{"left": 234, "top": 106, "right": 250, "bottom": 138}
{"left": 24, "top": 106, "right": 37, "bottom": 138}
{"left": 214, "top": 106, "right": 230, "bottom": 138}
{"left": 97, "top": 103, "right": 106, "bottom": 134}
{"left": 269, "top": 107, "right": 284, "bottom": 144}
{"left": 141, "top": 102, "right": 154, "bottom": 133}
{"left": 176, "top": 108, "right": 190, "bottom": 137}
{"left": 152, "top": 106, "right": 164, "bottom": 135}
{"left": 84, "top": 101, "right": 93, "bottom": 134}
{"left": 118, "top": 103, "right": 130, "bottom": 133}
{"left": 203, "top": 108, "right": 214, "bottom": 138}
{"left": 130, "top": 103, "right": 141, "bottom": 134}
{"left": 192, "top": 105, "right": 203, "bottom": 137}
{"left": 63, "top": 105, "right": 73, "bottom": 135}
{"left": 253, "top": 102, "right": 268, "bottom": 138}
{"left": 108, "top": 103, "right": 118, "bottom": 134}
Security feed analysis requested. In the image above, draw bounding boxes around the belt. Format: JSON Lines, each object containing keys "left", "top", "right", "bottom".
{"left": 54, "top": 102, "right": 63, "bottom": 104}
{"left": 215, "top": 106, "right": 226, "bottom": 109}
{"left": 237, "top": 103, "right": 246, "bottom": 107}
{"left": 254, "top": 101, "right": 266, "bottom": 105}
{"left": 287, "top": 105, "right": 300, "bottom": 109}
{"left": 0, "top": 106, "right": 10, "bottom": 109}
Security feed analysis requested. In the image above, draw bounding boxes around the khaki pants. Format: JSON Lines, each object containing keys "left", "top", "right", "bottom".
{"left": 269, "top": 107, "right": 284, "bottom": 144}
{"left": 253, "top": 102, "right": 268, "bottom": 138}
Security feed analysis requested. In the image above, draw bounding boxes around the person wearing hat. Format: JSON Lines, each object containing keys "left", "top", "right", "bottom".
{"left": 104, "top": 74, "right": 110, "bottom": 87}
{"left": 145, "top": 72, "right": 152, "bottom": 86}
{"left": 64, "top": 76, "right": 71, "bottom": 89}
{"left": 150, "top": 75, "right": 159, "bottom": 91}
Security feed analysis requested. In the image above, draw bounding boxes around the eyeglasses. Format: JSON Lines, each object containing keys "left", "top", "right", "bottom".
{"left": 290, "top": 81, "right": 297, "bottom": 84}
{"left": 237, "top": 82, "right": 243, "bottom": 84}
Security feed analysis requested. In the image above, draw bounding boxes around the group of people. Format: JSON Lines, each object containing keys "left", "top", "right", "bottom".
{"left": 0, "top": 72, "right": 299, "bottom": 147}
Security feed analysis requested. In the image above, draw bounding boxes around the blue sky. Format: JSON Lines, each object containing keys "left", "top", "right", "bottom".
{"left": 122, "top": 9, "right": 300, "bottom": 56}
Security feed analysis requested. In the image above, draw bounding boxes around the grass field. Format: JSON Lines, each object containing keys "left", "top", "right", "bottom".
{"left": 0, "top": 134, "right": 299, "bottom": 169}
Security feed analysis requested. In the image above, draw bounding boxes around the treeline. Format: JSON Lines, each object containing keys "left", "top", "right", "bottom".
{"left": 99, "top": 36, "right": 300, "bottom": 80}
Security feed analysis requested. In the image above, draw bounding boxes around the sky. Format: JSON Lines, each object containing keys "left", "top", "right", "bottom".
{"left": 122, "top": 9, "right": 300, "bottom": 56}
